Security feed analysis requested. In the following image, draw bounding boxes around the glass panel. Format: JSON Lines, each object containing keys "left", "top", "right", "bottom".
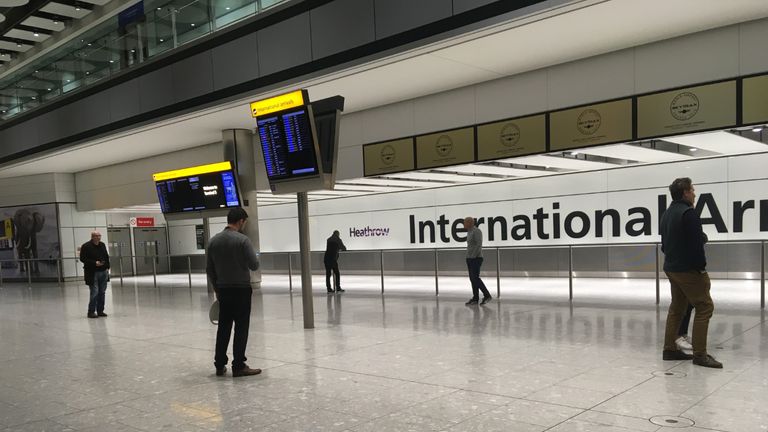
{"left": 0, "top": 0, "right": 287, "bottom": 120}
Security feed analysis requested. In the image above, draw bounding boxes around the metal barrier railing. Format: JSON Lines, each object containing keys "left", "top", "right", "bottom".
{"left": 0, "top": 240, "right": 765, "bottom": 308}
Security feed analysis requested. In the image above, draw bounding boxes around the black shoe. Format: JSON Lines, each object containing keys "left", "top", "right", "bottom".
{"left": 327, "top": 288, "right": 335, "bottom": 293}
{"left": 232, "top": 365, "right": 262, "bottom": 377}
{"left": 465, "top": 298, "right": 479, "bottom": 305}
{"left": 693, "top": 354, "right": 723, "bottom": 369}
{"left": 663, "top": 350, "right": 694, "bottom": 360}
{"left": 336, "top": 288, "right": 345, "bottom": 293}
{"left": 216, "top": 367, "right": 227, "bottom": 377}
{"left": 97, "top": 312, "right": 108, "bottom": 317}
{"left": 87, "top": 312, "right": 98, "bottom": 319}
{"left": 480, "top": 296, "right": 492, "bottom": 305}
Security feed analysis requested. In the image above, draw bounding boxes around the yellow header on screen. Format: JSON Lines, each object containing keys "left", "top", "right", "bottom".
{"left": 152, "top": 161, "right": 232, "bottom": 182}
{"left": 250, "top": 90, "right": 306, "bottom": 117}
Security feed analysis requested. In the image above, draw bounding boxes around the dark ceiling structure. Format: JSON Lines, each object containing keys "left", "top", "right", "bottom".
{"left": 0, "top": 0, "right": 107, "bottom": 64}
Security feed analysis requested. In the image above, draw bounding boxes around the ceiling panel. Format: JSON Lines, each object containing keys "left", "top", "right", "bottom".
{"left": 381, "top": 171, "right": 497, "bottom": 183}
{"left": 502, "top": 155, "right": 618, "bottom": 170}
{"left": 41, "top": 2, "right": 91, "bottom": 19}
{"left": 577, "top": 143, "right": 693, "bottom": 162}
{"left": 433, "top": 163, "right": 552, "bottom": 177}
{"left": 664, "top": 131, "right": 768, "bottom": 154}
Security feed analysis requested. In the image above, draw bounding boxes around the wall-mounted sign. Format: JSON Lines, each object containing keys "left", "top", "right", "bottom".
{"left": 637, "top": 80, "right": 736, "bottom": 139}
{"left": 363, "top": 138, "right": 415, "bottom": 176}
{"left": 415, "top": 127, "right": 475, "bottom": 169}
{"left": 136, "top": 217, "right": 155, "bottom": 227}
{"left": 743, "top": 74, "right": 768, "bottom": 125}
{"left": 477, "top": 114, "right": 546, "bottom": 160}
{"left": 249, "top": 89, "right": 307, "bottom": 118}
{"left": 550, "top": 99, "right": 633, "bottom": 151}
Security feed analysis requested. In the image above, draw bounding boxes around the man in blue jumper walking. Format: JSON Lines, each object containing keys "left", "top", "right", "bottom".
{"left": 659, "top": 178, "right": 722, "bottom": 368}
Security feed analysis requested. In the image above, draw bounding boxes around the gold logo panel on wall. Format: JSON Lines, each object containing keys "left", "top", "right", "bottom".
{"left": 637, "top": 80, "right": 736, "bottom": 139}
{"left": 550, "top": 99, "right": 633, "bottom": 151}
{"left": 477, "top": 114, "right": 546, "bottom": 161}
{"left": 363, "top": 138, "right": 415, "bottom": 176}
{"left": 416, "top": 127, "right": 475, "bottom": 169}
{"left": 743, "top": 75, "right": 768, "bottom": 125}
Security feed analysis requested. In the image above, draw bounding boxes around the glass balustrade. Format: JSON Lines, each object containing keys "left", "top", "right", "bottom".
{"left": 0, "top": 0, "right": 287, "bottom": 121}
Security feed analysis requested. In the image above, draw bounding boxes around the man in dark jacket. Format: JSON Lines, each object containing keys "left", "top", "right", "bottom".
{"left": 659, "top": 178, "right": 722, "bottom": 368}
{"left": 207, "top": 208, "right": 261, "bottom": 377}
{"left": 324, "top": 230, "right": 347, "bottom": 293}
{"left": 80, "top": 231, "right": 110, "bottom": 319}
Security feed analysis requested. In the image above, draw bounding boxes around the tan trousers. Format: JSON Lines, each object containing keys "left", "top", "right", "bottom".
{"left": 663, "top": 271, "right": 714, "bottom": 357}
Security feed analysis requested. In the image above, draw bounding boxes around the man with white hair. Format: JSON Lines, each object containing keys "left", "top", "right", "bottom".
{"left": 80, "top": 231, "right": 111, "bottom": 319}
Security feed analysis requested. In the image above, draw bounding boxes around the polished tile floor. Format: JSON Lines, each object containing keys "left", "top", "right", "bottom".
{"left": 0, "top": 276, "right": 766, "bottom": 431}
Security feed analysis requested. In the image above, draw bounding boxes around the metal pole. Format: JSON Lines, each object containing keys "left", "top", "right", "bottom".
{"left": 568, "top": 246, "right": 573, "bottom": 301}
{"left": 496, "top": 247, "right": 501, "bottom": 299}
{"left": 27, "top": 261, "right": 32, "bottom": 287}
{"left": 171, "top": 9, "right": 178, "bottom": 48}
{"left": 761, "top": 240, "right": 765, "bottom": 309}
{"left": 380, "top": 249, "right": 384, "bottom": 294}
{"left": 119, "top": 256, "right": 124, "bottom": 286}
{"left": 287, "top": 253, "right": 293, "bottom": 292}
{"left": 152, "top": 258, "right": 157, "bottom": 288}
{"left": 297, "top": 192, "right": 314, "bottom": 329}
{"left": 57, "top": 259, "right": 62, "bottom": 286}
{"left": 655, "top": 243, "right": 660, "bottom": 305}
{"left": 187, "top": 255, "right": 192, "bottom": 289}
{"left": 434, "top": 249, "right": 439, "bottom": 296}
{"left": 0, "top": 260, "right": 4, "bottom": 286}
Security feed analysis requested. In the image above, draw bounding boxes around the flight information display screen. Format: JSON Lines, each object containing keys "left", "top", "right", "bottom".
{"left": 155, "top": 169, "right": 241, "bottom": 214}
{"left": 257, "top": 106, "right": 320, "bottom": 181}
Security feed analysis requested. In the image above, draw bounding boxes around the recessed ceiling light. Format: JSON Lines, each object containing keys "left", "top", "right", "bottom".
{"left": 159, "top": 38, "right": 164, "bottom": 42}
{"left": 109, "top": 60, "right": 114, "bottom": 63}
{"left": 689, "top": 148, "right": 698, "bottom": 152}
{"left": 752, "top": 127, "right": 763, "bottom": 132}
{"left": 191, "top": 23, "right": 195, "bottom": 27}
{"left": 226, "top": 6, "right": 231, "bottom": 10}
{"left": 46, "top": 88, "right": 51, "bottom": 91}
{"left": 33, "top": 33, "right": 39, "bottom": 37}
{"left": 16, "top": 43, "right": 21, "bottom": 47}
{"left": 31, "top": 97, "right": 36, "bottom": 99}
{"left": 571, "top": 152, "right": 579, "bottom": 156}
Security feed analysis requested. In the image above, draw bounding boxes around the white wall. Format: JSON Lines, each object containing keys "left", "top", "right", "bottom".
{"left": 257, "top": 152, "right": 768, "bottom": 252}
{"left": 75, "top": 142, "right": 224, "bottom": 211}
{"left": 0, "top": 173, "right": 75, "bottom": 207}
{"left": 167, "top": 216, "right": 226, "bottom": 255}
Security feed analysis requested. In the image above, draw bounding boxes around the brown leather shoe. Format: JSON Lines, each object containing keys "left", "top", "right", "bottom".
{"left": 663, "top": 350, "right": 694, "bottom": 360}
{"left": 693, "top": 354, "right": 723, "bottom": 369}
{"left": 232, "top": 366, "right": 262, "bottom": 377}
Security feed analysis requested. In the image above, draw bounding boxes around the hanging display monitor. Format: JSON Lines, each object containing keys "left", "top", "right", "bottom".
{"left": 258, "top": 106, "right": 321, "bottom": 181}
{"left": 153, "top": 161, "right": 242, "bottom": 216}
{"left": 253, "top": 89, "right": 328, "bottom": 194}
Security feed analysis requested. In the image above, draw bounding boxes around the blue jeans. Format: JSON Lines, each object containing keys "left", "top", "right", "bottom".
{"left": 466, "top": 257, "right": 490, "bottom": 301}
{"left": 88, "top": 271, "right": 108, "bottom": 314}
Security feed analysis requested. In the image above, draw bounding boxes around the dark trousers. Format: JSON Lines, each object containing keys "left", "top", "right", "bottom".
{"left": 466, "top": 257, "right": 491, "bottom": 301}
{"left": 88, "top": 270, "right": 108, "bottom": 314}
{"left": 664, "top": 271, "right": 714, "bottom": 357}
{"left": 215, "top": 288, "right": 252, "bottom": 370}
{"left": 677, "top": 303, "right": 694, "bottom": 336}
{"left": 325, "top": 260, "right": 340, "bottom": 290}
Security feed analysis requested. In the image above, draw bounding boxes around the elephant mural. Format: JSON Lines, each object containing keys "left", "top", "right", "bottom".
{"left": 13, "top": 209, "right": 45, "bottom": 274}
